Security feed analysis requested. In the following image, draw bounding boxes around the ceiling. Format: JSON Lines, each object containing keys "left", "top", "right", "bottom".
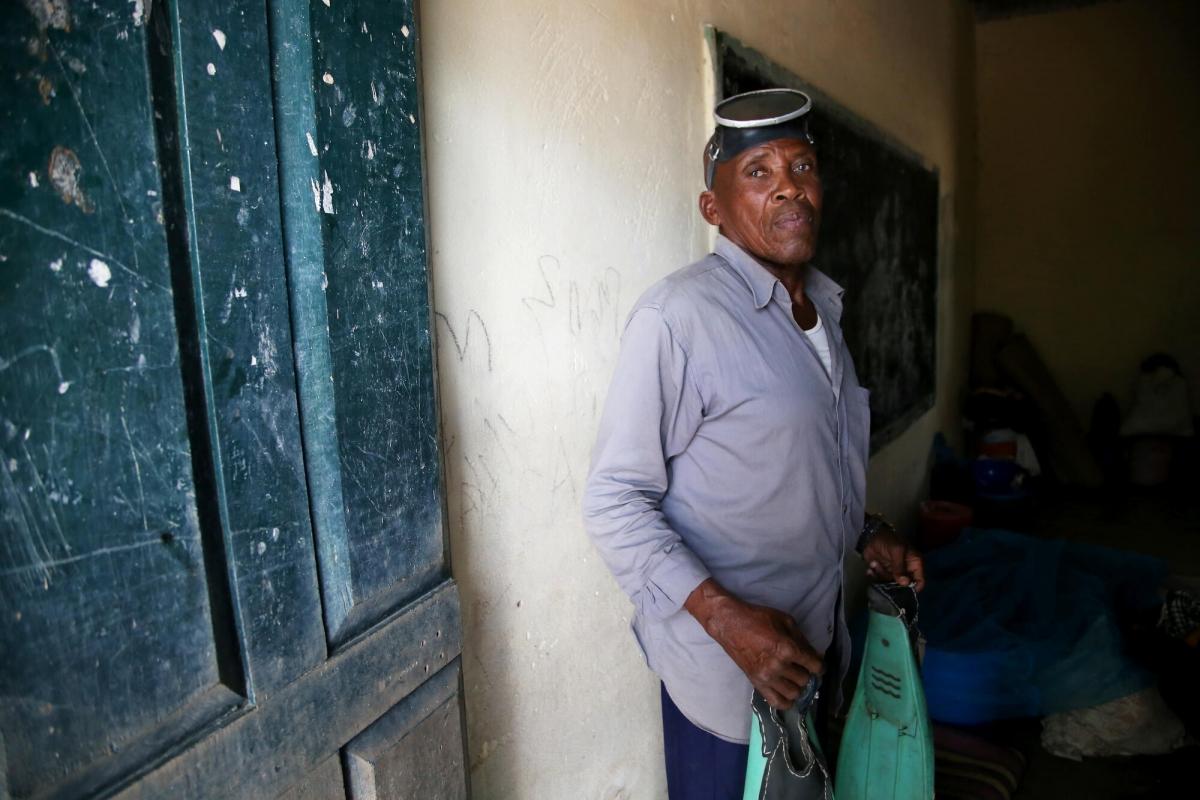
{"left": 972, "top": 0, "right": 1118, "bottom": 22}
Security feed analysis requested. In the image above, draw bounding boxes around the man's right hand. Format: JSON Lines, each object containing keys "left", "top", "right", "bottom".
{"left": 684, "top": 578, "right": 823, "bottom": 710}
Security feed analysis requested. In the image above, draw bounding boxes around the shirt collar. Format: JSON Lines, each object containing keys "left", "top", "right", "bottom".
{"left": 713, "top": 234, "right": 845, "bottom": 321}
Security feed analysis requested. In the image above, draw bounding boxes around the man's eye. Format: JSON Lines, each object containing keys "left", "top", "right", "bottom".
{"left": 794, "top": 162, "right": 813, "bottom": 173}
{"left": 749, "top": 168, "right": 767, "bottom": 177}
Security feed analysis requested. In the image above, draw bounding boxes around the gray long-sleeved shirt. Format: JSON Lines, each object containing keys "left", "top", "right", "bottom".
{"left": 582, "top": 235, "right": 870, "bottom": 743}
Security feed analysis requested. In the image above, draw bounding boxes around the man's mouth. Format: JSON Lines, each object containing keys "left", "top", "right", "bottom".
{"left": 773, "top": 209, "right": 815, "bottom": 230}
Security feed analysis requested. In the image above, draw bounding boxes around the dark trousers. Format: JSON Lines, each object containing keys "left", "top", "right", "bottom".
{"left": 661, "top": 684, "right": 749, "bottom": 800}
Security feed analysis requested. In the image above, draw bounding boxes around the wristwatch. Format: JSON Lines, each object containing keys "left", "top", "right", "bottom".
{"left": 855, "top": 512, "right": 892, "bottom": 555}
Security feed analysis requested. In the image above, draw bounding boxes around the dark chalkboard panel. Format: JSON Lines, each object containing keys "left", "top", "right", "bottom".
{"left": 712, "top": 31, "right": 940, "bottom": 451}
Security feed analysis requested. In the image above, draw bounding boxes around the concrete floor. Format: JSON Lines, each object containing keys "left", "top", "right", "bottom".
{"left": 1007, "top": 487, "right": 1200, "bottom": 799}
{"left": 1010, "top": 720, "right": 1199, "bottom": 799}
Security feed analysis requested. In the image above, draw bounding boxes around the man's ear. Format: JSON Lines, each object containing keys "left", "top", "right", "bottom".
{"left": 699, "top": 191, "right": 721, "bottom": 226}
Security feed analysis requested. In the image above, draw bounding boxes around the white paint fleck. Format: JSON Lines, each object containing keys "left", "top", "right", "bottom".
{"left": 57, "top": 382, "right": 70, "bottom": 395}
{"left": 49, "top": 256, "right": 63, "bottom": 272}
{"left": 233, "top": 287, "right": 248, "bottom": 299}
{"left": 256, "top": 541, "right": 266, "bottom": 555}
{"left": 132, "top": 0, "right": 149, "bottom": 27}
{"left": 250, "top": 355, "right": 258, "bottom": 366}
{"left": 365, "top": 140, "right": 376, "bottom": 160}
{"left": 371, "top": 279, "right": 384, "bottom": 289}
{"left": 361, "top": 22, "right": 368, "bottom": 34}
{"left": 309, "top": 177, "right": 321, "bottom": 211}
{"left": 322, "top": 72, "right": 334, "bottom": 85}
{"left": 272, "top": 526, "right": 280, "bottom": 541}
{"left": 24, "top": 429, "right": 31, "bottom": 441}
{"left": 370, "top": 81, "right": 380, "bottom": 105}
{"left": 408, "top": 113, "right": 416, "bottom": 124}
{"left": 28, "top": 172, "right": 38, "bottom": 187}
{"left": 306, "top": 131, "right": 318, "bottom": 157}
{"left": 206, "top": 62, "right": 216, "bottom": 76}
{"left": 229, "top": 175, "right": 241, "bottom": 192}
{"left": 401, "top": 24, "right": 410, "bottom": 38}
{"left": 129, "top": 313, "right": 141, "bottom": 344}
{"left": 320, "top": 171, "right": 335, "bottom": 214}
{"left": 213, "top": 29, "right": 227, "bottom": 50}
{"left": 147, "top": 189, "right": 157, "bottom": 197}
{"left": 87, "top": 258, "right": 112, "bottom": 288}
{"left": 321, "top": 0, "right": 330, "bottom": 6}
{"left": 321, "top": 272, "right": 329, "bottom": 290}
{"left": 7, "top": 459, "right": 17, "bottom": 473}
{"left": 136, "top": 353, "right": 146, "bottom": 370}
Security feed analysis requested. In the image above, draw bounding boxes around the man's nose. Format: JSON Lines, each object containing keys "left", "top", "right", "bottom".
{"left": 773, "top": 171, "right": 806, "bottom": 202}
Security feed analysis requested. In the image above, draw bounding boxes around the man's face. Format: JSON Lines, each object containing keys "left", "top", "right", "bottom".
{"left": 699, "top": 138, "right": 822, "bottom": 270}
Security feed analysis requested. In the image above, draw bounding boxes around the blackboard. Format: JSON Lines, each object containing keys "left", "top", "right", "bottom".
{"left": 711, "top": 31, "right": 940, "bottom": 451}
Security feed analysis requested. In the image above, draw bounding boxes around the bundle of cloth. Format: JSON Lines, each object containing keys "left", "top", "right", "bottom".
{"left": 917, "top": 529, "right": 1190, "bottom": 759}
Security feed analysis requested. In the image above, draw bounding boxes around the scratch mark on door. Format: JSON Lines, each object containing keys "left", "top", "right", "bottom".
{"left": 0, "top": 207, "right": 167, "bottom": 292}
{"left": 119, "top": 409, "right": 148, "bottom": 530}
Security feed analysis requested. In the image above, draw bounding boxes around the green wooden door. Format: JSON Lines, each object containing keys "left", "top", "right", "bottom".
{"left": 0, "top": 1, "right": 466, "bottom": 797}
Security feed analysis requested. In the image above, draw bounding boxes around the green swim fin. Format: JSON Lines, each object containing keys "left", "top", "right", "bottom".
{"left": 834, "top": 583, "right": 935, "bottom": 800}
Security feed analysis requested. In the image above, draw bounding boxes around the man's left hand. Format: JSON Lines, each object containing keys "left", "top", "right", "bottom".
{"left": 861, "top": 527, "right": 925, "bottom": 591}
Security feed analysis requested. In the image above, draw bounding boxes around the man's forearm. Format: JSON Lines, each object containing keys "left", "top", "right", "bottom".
{"left": 683, "top": 577, "right": 741, "bottom": 638}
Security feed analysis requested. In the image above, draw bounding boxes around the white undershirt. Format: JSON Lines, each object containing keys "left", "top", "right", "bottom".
{"left": 803, "top": 311, "right": 833, "bottom": 379}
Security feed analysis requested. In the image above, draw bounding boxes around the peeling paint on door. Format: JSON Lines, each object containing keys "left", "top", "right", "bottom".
{"left": 20, "top": 0, "right": 71, "bottom": 32}
{"left": 47, "top": 146, "right": 93, "bottom": 213}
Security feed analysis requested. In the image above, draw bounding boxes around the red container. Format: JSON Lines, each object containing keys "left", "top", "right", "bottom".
{"left": 919, "top": 501, "right": 973, "bottom": 550}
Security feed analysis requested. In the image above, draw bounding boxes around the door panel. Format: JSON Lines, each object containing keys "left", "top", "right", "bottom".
{"left": 1, "top": 4, "right": 243, "bottom": 797}
{"left": 151, "top": 0, "right": 327, "bottom": 696}
{"left": 276, "top": 754, "right": 346, "bottom": 800}
{"left": 279, "top": 0, "right": 446, "bottom": 648}
{"left": 1, "top": 0, "right": 466, "bottom": 797}
{"left": 110, "top": 584, "right": 460, "bottom": 800}
{"left": 344, "top": 661, "right": 468, "bottom": 800}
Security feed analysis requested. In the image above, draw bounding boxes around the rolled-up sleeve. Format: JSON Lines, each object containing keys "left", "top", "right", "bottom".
{"left": 582, "top": 306, "right": 710, "bottom": 620}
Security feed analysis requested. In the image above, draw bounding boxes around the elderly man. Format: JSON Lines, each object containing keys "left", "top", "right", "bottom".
{"left": 582, "top": 88, "right": 924, "bottom": 799}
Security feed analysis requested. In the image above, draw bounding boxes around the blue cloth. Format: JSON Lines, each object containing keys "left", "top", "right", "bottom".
{"left": 917, "top": 528, "right": 1167, "bottom": 724}
{"left": 662, "top": 683, "right": 749, "bottom": 800}
{"left": 584, "top": 235, "right": 869, "bottom": 741}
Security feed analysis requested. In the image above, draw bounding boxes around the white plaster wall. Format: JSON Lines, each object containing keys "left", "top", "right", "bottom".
{"left": 974, "top": 0, "right": 1200, "bottom": 423}
{"left": 420, "top": 2, "right": 976, "bottom": 797}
